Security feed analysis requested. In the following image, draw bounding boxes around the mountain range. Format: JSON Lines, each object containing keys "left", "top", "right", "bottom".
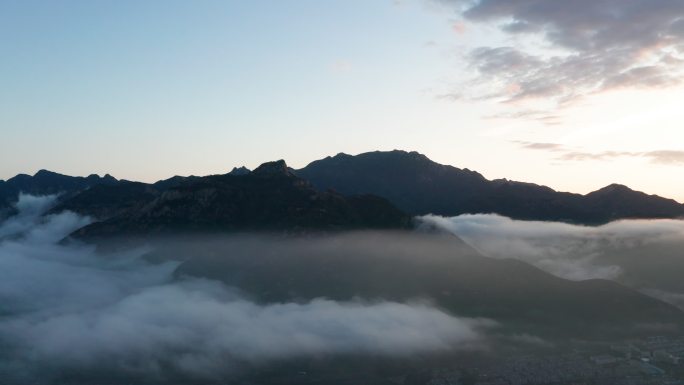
{"left": 2, "top": 150, "right": 682, "bottom": 229}
{"left": 297, "top": 150, "right": 684, "bottom": 224}
{"left": 68, "top": 160, "right": 409, "bottom": 239}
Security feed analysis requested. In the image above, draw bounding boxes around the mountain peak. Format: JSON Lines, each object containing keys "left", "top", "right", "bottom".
{"left": 85, "top": 173, "right": 118, "bottom": 184}
{"left": 252, "top": 160, "right": 292, "bottom": 177}
{"left": 591, "top": 183, "right": 634, "bottom": 195}
{"left": 34, "top": 169, "right": 63, "bottom": 178}
{"left": 229, "top": 166, "right": 250, "bottom": 176}
{"left": 375, "top": 149, "right": 431, "bottom": 162}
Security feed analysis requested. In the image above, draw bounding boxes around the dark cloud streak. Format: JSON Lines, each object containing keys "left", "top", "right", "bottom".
{"left": 438, "top": 0, "right": 684, "bottom": 109}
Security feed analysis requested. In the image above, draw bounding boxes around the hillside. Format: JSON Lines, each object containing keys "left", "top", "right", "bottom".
{"left": 70, "top": 160, "right": 409, "bottom": 239}
{"left": 296, "top": 150, "right": 684, "bottom": 223}
{"left": 172, "top": 231, "right": 684, "bottom": 341}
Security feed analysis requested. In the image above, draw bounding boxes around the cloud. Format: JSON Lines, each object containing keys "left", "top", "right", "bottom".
{"left": 0, "top": 193, "right": 72, "bottom": 240}
{"left": 437, "top": 0, "right": 684, "bottom": 107}
{"left": 488, "top": 110, "right": 562, "bottom": 125}
{"left": 417, "top": 213, "right": 684, "bottom": 281}
{"left": 514, "top": 141, "right": 564, "bottom": 151}
{"left": 452, "top": 21, "right": 467, "bottom": 35}
{"left": 647, "top": 150, "right": 684, "bottom": 164}
{"left": 558, "top": 150, "right": 642, "bottom": 162}
{"left": 0, "top": 196, "right": 491, "bottom": 384}
{"left": 6, "top": 283, "right": 488, "bottom": 380}
{"left": 516, "top": 142, "right": 684, "bottom": 165}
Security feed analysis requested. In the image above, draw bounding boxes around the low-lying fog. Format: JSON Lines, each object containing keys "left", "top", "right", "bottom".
{"left": 3, "top": 195, "right": 684, "bottom": 384}
{"left": 0, "top": 195, "right": 490, "bottom": 384}
{"left": 419, "top": 214, "right": 684, "bottom": 308}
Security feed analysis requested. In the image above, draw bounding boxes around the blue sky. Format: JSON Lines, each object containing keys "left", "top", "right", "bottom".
{"left": 2, "top": 0, "right": 684, "bottom": 201}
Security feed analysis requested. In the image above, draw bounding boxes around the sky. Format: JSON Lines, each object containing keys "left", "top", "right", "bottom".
{"left": 1, "top": 0, "right": 683, "bottom": 201}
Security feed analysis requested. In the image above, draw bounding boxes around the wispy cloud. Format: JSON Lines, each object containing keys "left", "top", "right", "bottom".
{"left": 514, "top": 141, "right": 564, "bottom": 151}
{"left": 516, "top": 141, "right": 684, "bottom": 165}
{"left": 558, "top": 150, "right": 643, "bottom": 162}
{"left": 647, "top": 150, "right": 684, "bottom": 164}
{"left": 487, "top": 110, "right": 562, "bottom": 125}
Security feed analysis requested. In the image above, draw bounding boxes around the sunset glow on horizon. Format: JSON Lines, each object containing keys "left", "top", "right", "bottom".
{"left": 2, "top": 0, "right": 683, "bottom": 201}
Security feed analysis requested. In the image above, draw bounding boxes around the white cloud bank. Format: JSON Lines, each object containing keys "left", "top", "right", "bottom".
{"left": 418, "top": 213, "right": 684, "bottom": 281}
{"left": 0, "top": 195, "right": 490, "bottom": 384}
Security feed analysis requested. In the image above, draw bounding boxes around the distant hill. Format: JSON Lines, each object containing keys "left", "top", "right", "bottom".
{"left": 296, "top": 150, "right": 684, "bottom": 224}
{"left": 70, "top": 160, "right": 409, "bottom": 239}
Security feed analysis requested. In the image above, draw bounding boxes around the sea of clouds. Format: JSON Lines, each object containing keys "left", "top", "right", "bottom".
{"left": 0, "top": 195, "right": 489, "bottom": 384}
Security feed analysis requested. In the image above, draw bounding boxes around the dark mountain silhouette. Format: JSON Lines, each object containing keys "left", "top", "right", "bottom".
{"left": 296, "top": 150, "right": 684, "bottom": 224}
{"left": 146, "top": 166, "right": 249, "bottom": 192}
{"left": 49, "top": 181, "right": 160, "bottom": 220}
{"left": 228, "top": 166, "right": 251, "bottom": 175}
{"left": 70, "top": 160, "right": 409, "bottom": 239}
{"left": 171, "top": 231, "right": 684, "bottom": 341}
{"left": 4, "top": 150, "right": 683, "bottom": 231}
{"left": 0, "top": 170, "right": 118, "bottom": 218}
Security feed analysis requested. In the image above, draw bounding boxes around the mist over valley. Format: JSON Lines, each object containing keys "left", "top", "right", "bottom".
{"left": 2, "top": 152, "right": 684, "bottom": 383}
